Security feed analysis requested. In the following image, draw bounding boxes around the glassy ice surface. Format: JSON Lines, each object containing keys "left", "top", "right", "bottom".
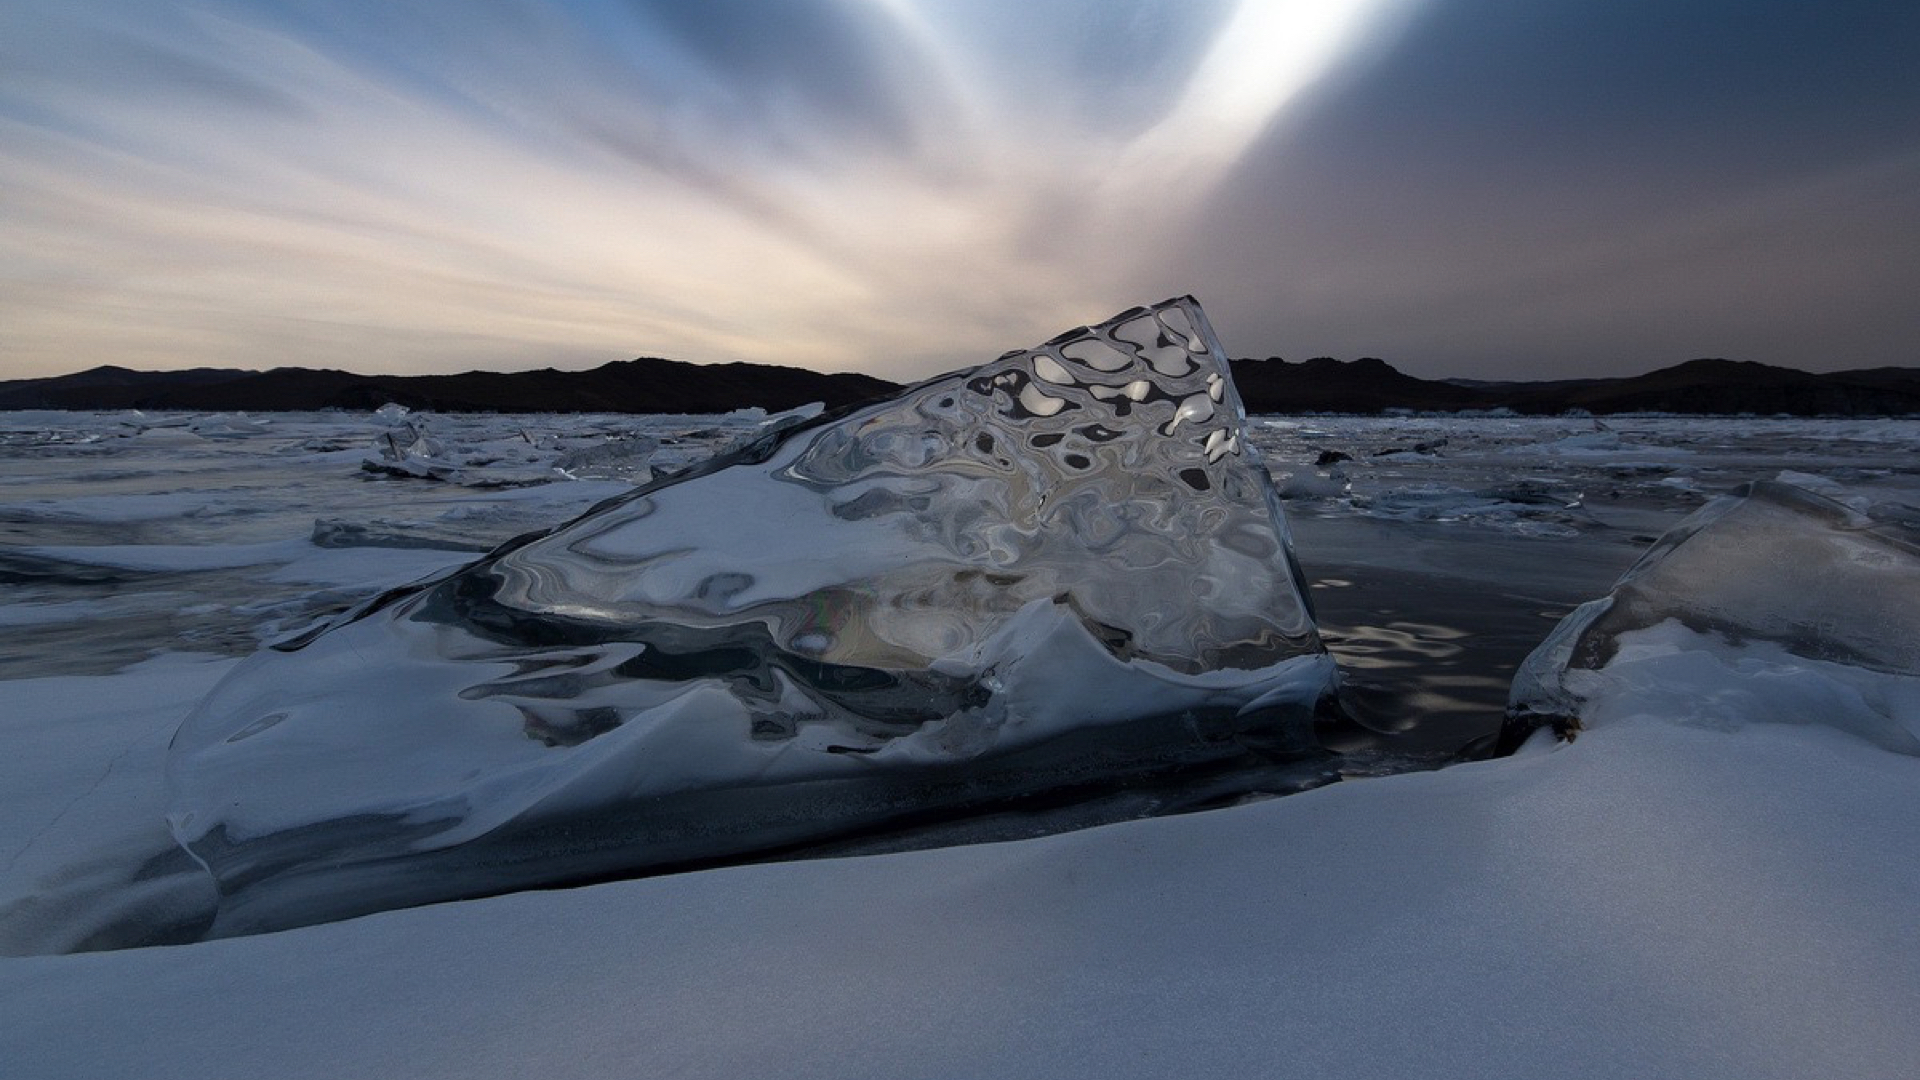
{"left": 162, "top": 298, "right": 1341, "bottom": 936}
{"left": 7, "top": 378, "right": 1920, "bottom": 952}
{"left": 1508, "top": 479, "right": 1920, "bottom": 752}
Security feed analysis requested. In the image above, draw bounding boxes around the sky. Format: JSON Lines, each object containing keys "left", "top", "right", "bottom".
{"left": 2, "top": 0, "right": 1917, "bottom": 383}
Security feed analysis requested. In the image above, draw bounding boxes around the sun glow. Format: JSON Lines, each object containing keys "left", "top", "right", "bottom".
{"left": 1117, "top": 0, "right": 1417, "bottom": 193}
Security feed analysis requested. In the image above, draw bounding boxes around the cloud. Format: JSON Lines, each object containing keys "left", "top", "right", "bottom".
{"left": 3, "top": 0, "right": 1911, "bottom": 383}
{"left": 1, "top": 0, "right": 1412, "bottom": 381}
{"left": 1174, "top": 0, "right": 1920, "bottom": 376}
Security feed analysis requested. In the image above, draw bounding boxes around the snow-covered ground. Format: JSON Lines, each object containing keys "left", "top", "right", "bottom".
{"left": 3, "top": 408, "right": 1918, "bottom": 1078}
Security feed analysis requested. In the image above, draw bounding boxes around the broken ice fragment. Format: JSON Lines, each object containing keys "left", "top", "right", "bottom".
{"left": 360, "top": 420, "right": 454, "bottom": 480}
{"left": 1505, "top": 480, "right": 1920, "bottom": 752}
{"left": 167, "top": 297, "right": 1336, "bottom": 938}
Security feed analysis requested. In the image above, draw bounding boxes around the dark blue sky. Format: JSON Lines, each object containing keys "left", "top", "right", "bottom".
{"left": 3, "top": 0, "right": 1915, "bottom": 380}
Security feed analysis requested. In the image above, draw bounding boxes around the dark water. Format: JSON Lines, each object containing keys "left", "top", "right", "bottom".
{"left": 1291, "top": 515, "right": 1645, "bottom": 755}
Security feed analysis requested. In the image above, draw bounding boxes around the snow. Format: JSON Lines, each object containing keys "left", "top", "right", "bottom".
{"left": 1562, "top": 621, "right": 1920, "bottom": 751}
{"left": 3, "top": 406, "right": 1919, "bottom": 1077}
{"left": 3, "top": 685, "right": 1917, "bottom": 1079}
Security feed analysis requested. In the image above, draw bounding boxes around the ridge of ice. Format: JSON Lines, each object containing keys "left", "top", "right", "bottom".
{"left": 165, "top": 297, "right": 1339, "bottom": 938}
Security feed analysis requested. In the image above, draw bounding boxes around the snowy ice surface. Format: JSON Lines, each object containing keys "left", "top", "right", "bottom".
{"left": 4, "top": 391, "right": 1920, "bottom": 1074}
{"left": 3, "top": 657, "right": 1918, "bottom": 1079}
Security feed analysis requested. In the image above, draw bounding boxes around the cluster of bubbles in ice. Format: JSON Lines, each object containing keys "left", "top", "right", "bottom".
{"left": 166, "top": 297, "right": 1338, "bottom": 937}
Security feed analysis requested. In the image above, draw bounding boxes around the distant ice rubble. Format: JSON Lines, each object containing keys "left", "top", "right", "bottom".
{"left": 1273, "top": 464, "right": 1594, "bottom": 536}
{"left": 1506, "top": 479, "right": 1920, "bottom": 753}
{"left": 359, "top": 416, "right": 560, "bottom": 486}
{"left": 166, "top": 297, "right": 1343, "bottom": 938}
{"left": 352, "top": 407, "right": 800, "bottom": 489}
{"left": 550, "top": 434, "right": 659, "bottom": 481}
{"left": 361, "top": 417, "right": 453, "bottom": 480}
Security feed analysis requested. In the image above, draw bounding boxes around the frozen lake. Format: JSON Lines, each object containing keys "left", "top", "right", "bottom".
{"left": 5, "top": 408, "right": 1916, "bottom": 751}
{"left": 4, "top": 406, "right": 1919, "bottom": 1079}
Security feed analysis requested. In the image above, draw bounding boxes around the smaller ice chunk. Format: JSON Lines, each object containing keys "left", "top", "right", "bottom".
{"left": 362, "top": 421, "right": 453, "bottom": 480}
{"left": 1506, "top": 480, "right": 1920, "bottom": 753}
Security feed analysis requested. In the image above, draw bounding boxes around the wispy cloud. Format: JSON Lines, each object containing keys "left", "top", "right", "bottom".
{"left": 0, "top": 0, "right": 1414, "bottom": 380}
{"left": 2, "top": 0, "right": 1914, "bottom": 382}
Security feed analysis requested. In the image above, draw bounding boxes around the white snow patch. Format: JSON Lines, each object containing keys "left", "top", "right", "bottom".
{"left": 2, "top": 697, "right": 1917, "bottom": 1079}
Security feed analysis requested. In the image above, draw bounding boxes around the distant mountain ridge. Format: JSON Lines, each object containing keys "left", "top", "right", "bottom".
{"left": 1225, "top": 356, "right": 1920, "bottom": 416}
{"left": 4, "top": 355, "right": 1918, "bottom": 416}
{"left": 0, "top": 358, "right": 895, "bottom": 414}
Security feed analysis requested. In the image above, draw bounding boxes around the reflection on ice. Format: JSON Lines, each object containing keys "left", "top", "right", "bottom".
{"left": 1507, "top": 480, "right": 1920, "bottom": 753}
{"left": 166, "top": 298, "right": 1341, "bottom": 938}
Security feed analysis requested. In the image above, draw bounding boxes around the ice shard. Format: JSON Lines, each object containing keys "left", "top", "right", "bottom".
{"left": 166, "top": 297, "right": 1338, "bottom": 937}
{"left": 1505, "top": 480, "right": 1920, "bottom": 753}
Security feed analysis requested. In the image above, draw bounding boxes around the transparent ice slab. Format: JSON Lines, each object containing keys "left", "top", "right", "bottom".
{"left": 167, "top": 297, "right": 1338, "bottom": 937}
{"left": 1506, "top": 479, "right": 1920, "bottom": 751}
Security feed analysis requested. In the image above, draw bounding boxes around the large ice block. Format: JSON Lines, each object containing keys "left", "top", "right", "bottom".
{"left": 167, "top": 297, "right": 1338, "bottom": 937}
{"left": 1506, "top": 480, "right": 1920, "bottom": 752}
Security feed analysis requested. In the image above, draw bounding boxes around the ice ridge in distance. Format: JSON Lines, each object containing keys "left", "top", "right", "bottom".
{"left": 166, "top": 296, "right": 1341, "bottom": 938}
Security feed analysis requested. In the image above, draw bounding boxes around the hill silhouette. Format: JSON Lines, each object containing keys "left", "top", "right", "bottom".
{"left": 0, "top": 358, "right": 895, "bottom": 414}
{"left": 1227, "top": 356, "right": 1920, "bottom": 416}
{"left": 4, "top": 355, "right": 1917, "bottom": 416}
{"left": 1227, "top": 356, "right": 1488, "bottom": 413}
